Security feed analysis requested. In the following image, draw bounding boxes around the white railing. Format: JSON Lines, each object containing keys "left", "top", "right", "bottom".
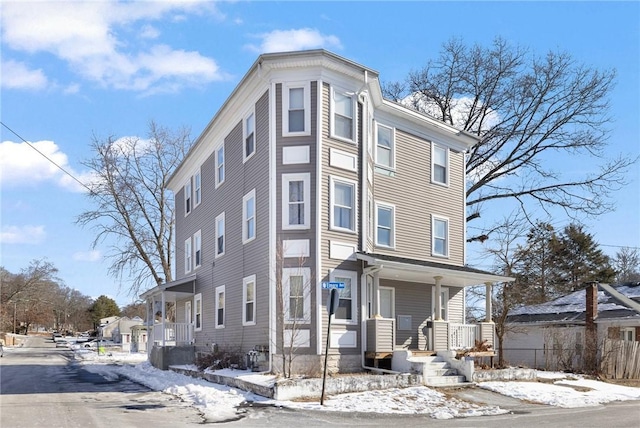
{"left": 449, "top": 323, "right": 478, "bottom": 349}
{"left": 152, "top": 322, "right": 194, "bottom": 346}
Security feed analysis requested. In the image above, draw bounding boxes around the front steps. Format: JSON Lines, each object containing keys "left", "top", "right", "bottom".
{"left": 391, "top": 351, "right": 472, "bottom": 387}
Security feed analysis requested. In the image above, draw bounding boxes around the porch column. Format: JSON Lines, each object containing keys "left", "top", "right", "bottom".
{"left": 485, "top": 282, "right": 492, "bottom": 322}
{"left": 434, "top": 276, "right": 443, "bottom": 320}
{"left": 161, "top": 292, "right": 166, "bottom": 347}
{"left": 373, "top": 271, "right": 381, "bottom": 318}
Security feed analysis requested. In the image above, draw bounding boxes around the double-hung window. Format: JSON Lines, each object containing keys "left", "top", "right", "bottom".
{"left": 330, "top": 269, "right": 357, "bottom": 324}
{"left": 215, "top": 145, "right": 225, "bottom": 187}
{"left": 375, "top": 123, "right": 394, "bottom": 169}
{"left": 184, "top": 237, "right": 192, "bottom": 274}
{"left": 244, "top": 111, "right": 255, "bottom": 161}
{"left": 215, "top": 212, "right": 225, "bottom": 257}
{"left": 283, "top": 82, "right": 310, "bottom": 136}
{"left": 194, "top": 293, "right": 202, "bottom": 331}
{"left": 375, "top": 202, "right": 395, "bottom": 248}
{"left": 184, "top": 180, "right": 192, "bottom": 215}
{"left": 432, "top": 215, "right": 449, "bottom": 257}
{"left": 194, "top": 230, "right": 202, "bottom": 268}
{"left": 330, "top": 177, "right": 356, "bottom": 232}
{"left": 282, "top": 173, "right": 310, "bottom": 230}
{"left": 243, "top": 275, "right": 256, "bottom": 326}
{"left": 215, "top": 285, "right": 225, "bottom": 328}
{"left": 283, "top": 267, "right": 310, "bottom": 322}
{"left": 331, "top": 88, "right": 355, "bottom": 142}
{"left": 243, "top": 189, "right": 256, "bottom": 243}
{"left": 194, "top": 171, "right": 201, "bottom": 207}
{"left": 432, "top": 144, "right": 448, "bottom": 185}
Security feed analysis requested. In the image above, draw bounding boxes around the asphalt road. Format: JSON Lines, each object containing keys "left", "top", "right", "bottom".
{"left": 1, "top": 336, "right": 639, "bottom": 427}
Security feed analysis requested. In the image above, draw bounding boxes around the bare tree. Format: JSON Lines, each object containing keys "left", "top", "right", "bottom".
{"left": 77, "top": 121, "right": 192, "bottom": 296}
{"left": 383, "top": 37, "right": 636, "bottom": 241}
{"left": 613, "top": 247, "right": 640, "bottom": 283}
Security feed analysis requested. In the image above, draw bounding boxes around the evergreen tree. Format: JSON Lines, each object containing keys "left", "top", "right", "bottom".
{"left": 514, "top": 221, "right": 557, "bottom": 303}
{"left": 89, "top": 295, "right": 121, "bottom": 328}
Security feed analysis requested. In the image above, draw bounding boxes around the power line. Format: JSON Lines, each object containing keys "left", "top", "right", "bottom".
{"left": 1, "top": 121, "right": 93, "bottom": 193}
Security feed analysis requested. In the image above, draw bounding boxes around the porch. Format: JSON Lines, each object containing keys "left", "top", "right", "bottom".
{"left": 150, "top": 322, "right": 195, "bottom": 346}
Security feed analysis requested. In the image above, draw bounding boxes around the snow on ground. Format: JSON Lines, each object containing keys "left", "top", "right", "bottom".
{"left": 74, "top": 350, "right": 640, "bottom": 421}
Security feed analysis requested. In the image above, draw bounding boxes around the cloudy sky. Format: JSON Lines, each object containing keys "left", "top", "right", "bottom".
{"left": 1, "top": 1, "right": 638, "bottom": 305}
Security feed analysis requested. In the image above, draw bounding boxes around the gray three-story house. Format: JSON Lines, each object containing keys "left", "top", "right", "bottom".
{"left": 141, "top": 50, "right": 511, "bottom": 380}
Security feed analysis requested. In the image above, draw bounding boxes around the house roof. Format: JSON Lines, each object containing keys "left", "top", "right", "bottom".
{"left": 507, "top": 282, "right": 640, "bottom": 324}
{"left": 139, "top": 274, "right": 197, "bottom": 300}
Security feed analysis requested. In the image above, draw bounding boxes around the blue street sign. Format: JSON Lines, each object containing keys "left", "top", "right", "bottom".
{"left": 322, "top": 281, "right": 345, "bottom": 289}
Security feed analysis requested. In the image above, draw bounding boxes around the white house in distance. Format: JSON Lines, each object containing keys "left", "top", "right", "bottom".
{"left": 140, "top": 50, "right": 512, "bottom": 383}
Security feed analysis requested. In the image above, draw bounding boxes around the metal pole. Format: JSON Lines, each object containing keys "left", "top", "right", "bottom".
{"left": 320, "top": 309, "right": 332, "bottom": 405}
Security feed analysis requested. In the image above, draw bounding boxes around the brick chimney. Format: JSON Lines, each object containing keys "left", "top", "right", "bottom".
{"left": 585, "top": 282, "right": 598, "bottom": 332}
{"left": 584, "top": 282, "right": 599, "bottom": 373}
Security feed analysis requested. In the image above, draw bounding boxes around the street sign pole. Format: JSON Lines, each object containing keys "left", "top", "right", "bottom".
{"left": 320, "top": 287, "right": 339, "bottom": 405}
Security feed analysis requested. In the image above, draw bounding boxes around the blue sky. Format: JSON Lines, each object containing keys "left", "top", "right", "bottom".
{"left": 1, "top": 1, "right": 638, "bottom": 306}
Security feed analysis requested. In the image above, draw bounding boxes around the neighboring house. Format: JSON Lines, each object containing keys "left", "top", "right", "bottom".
{"left": 99, "top": 316, "right": 144, "bottom": 348}
{"left": 131, "top": 324, "right": 148, "bottom": 353}
{"left": 503, "top": 282, "right": 640, "bottom": 373}
{"left": 140, "top": 50, "right": 512, "bottom": 376}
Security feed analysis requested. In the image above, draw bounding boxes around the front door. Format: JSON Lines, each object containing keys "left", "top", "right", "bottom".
{"left": 379, "top": 286, "right": 395, "bottom": 319}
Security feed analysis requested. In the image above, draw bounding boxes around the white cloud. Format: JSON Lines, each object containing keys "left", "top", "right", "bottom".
{"left": 72, "top": 249, "right": 102, "bottom": 262}
{"left": 0, "top": 140, "right": 88, "bottom": 192}
{"left": 0, "top": 1, "right": 225, "bottom": 93}
{"left": 0, "top": 60, "right": 48, "bottom": 90}
{"left": 0, "top": 225, "right": 46, "bottom": 244}
{"left": 246, "top": 28, "right": 343, "bottom": 54}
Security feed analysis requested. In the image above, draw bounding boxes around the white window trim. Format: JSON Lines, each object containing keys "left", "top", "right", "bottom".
{"left": 184, "top": 180, "right": 192, "bottom": 216}
{"left": 215, "top": 285, "right": 225, "bottom": 329}
{"left": 282, "top": 173, "right": 311, "bottom": 230}
{"left": 242, "top": 189, "right": 256, "bottom": 244}
{"left": 215, "top": 144, "right": 225, "bottom": 188}
{"left": 431, "top": 143, "right": 449, "bottom": 186}
{"left": 194, "top": 170, "right": 201, "bottom": 208}
{"left": 194, "top": 293, "right": 202, "bottom": 332}
{"left": 431, "top": 287, "right": 449, "bottom": 321}
{"left": 194, "top": 230, "right": 202, "bottom": 269}
{"left": 283, "top": 81, "right": 311, "bottom": 137}
{"left": 329, "top": 176, "right": 357, "bottom": 233}
{"left": 432, "top": 215, "right": 450, "bottom": 258}
{"left": 375, "top": 201, "right": 395, "bottom": 249}
{"left": 379, "top": 286, "right": 396, "bottom": 319}
{"left": 375, "top": 123, "right": 395, "bottom": 170}
{"left": 330, "top": 86, "right": 357, "bottom": 144}
{"left": 330, "top": 269, "right": 358, "bottom": 325}
{"left": 243, "top": 109, "right": 256, "bottom": 163}
{"left": 215, "top": 212, "right": 225, "bottom": 258}
{"left": 243, "top": 275, "right": 257, "bottom": 326}
{"left": 283, "top": 267, "right": 311, "bottom": 323}
{"left": 184, "top": 237, "right": 192, "bottom": 274}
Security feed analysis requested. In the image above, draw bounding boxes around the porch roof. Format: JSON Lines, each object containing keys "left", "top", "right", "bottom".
{"left": 139, "top": 274, "right": 196, "bottom": 301}
{"left": 356, "top": 252, "right": 514, "bottom": 287}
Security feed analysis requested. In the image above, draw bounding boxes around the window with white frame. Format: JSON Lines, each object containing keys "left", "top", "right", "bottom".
{"left": 243, "top": 190, "right": 256, "bottom": 243}
{"left": 244, "top": 111, "right": 255, "bottom": 161}
{"left": 243, "top": 275, "right": 256, "bottom": 325}
{"left": 215, "top": 145, "right": 225, "bottom": 187}
{"left": 194, "top": 230, "right": 202, "bottom": 268}
{"left": 194, "top": 293, "right": 202, "bottom": 331}
{"left": 215, "top": 285, "right": 225, "bottom": 328}
{"left": 432, "top": 216, "right": 449, "bottom": 257}
{"left": 184, "top": 180, "right": 192, "bottom": 215}
{"left": 375, "top": 202, "right": 395, "bottom": 248}
{"left": 367, "top": 190, "right": 374, "bottom": 241}
{"left": 283, "top": 82, "right": 310, "bottom": 136}
{"left": 330, "top": 177, "right": 356, "bottom": 232}
{"left": 330, "top": 269, "right": 357, "bottom": 323}
{"left": 620, "top": 327, "right": 636, "bottom": 342}
{"left": 375, "top": 123, "right": 394, "bottom": 169}
{"left": 440, "top": 287, "right": 449, "bottom": 320}
{"left": 331, "top": 88, "right": 355, "bottom": 142}
{"left": 283, "top": 267, "right": 311, "bottom": 322}
{"left": 432, "top": 144, "right": 448, "bottom": 185}
{"left": 194, "top": 171, "right": 201, "bottom": 207}
{"left": 282, "top": 173, "right": 310, "bottom": 229}
{"left": 215, "top": 212, "right": 225, "bottom": 257}
{"left": 184, "top": 237, "right": 192, "bottom": 273}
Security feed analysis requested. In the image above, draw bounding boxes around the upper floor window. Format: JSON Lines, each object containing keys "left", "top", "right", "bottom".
{"left": 432, "top": 215, "right": 449, "bottom": 257}
{"left": 215, "top": 145, "right": 225, "bottom": 187}
{"left": 331, "top": 88, "right": 356, "bottom": 142}
{"left": 244, "top": 111, "right": 255, "bottom": 162}
{"left": 194, "top": 171, "right": 201, "bottom": 207}
{"left": 375, "top": 202, "right": 395, "bottom": 248}
{"left": 243, "top": 275, "right": 256, "bottom": 326}
{"left": 184, "top": 180, "right": 192, "bottom": 216}
{"left": 215, "top": 285, "right": 225, "bottom": 328}
{"left": 283, "top": 267, "right": 311, "bottom": 322}
{"left": 282, "top": 173, "right": 310, "bottom": 230}
{"left": 215, "top": 212, "right": 225, "bottom": 257}
{"left": 194, "top": 293, "right": 202, "bottom": 331}
{"left": 283, "top": 82, "right": 311, "bottom": 136}
{"left": 330, "top": 176, "right": 356, "bottom": 233}
{"left": 375, "top": 123, "right": 395, "bottom": 169}
{"left": 432, "top": 144, "right": 449, "bottom": 185}
{"left": 243, "top": 189, "right": 256, "bottom": 244}
{"left": 184, "top": 237, "right": 192, "bottom": 274}
{"left": 194, "top": 230, "right": 202, "bottom": 268}
{"left": 330, "top": 269, "right": 357, "bottom": 324}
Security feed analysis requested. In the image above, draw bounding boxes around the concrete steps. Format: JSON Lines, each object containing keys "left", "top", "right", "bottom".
{"left": 394, "top": 352, "right": 472, "bottom": 387}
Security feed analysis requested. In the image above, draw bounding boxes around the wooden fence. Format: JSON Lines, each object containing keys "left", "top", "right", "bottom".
{"left": 600, "top": 339, "right": 640, "bottom": 379}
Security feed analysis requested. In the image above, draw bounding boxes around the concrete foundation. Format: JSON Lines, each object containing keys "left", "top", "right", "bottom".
{"left": 149, "top": 345, "right": 195, "bottom": 370}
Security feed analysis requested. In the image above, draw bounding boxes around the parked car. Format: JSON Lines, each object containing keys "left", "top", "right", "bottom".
{"left": 82, "top": 339, "right": 117, "bottom": 349}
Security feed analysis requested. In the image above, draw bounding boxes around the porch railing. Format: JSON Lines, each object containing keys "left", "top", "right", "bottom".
{"left": 449, "top": 323, "right": 478, "bottom": 349}
{"left": 151, "top": 322, "right": 194, "bottom": 346}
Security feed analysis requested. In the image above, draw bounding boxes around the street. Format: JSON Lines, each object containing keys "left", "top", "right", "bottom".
{"left": 1, "top": 337, "right": 639, "bottom": 427}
